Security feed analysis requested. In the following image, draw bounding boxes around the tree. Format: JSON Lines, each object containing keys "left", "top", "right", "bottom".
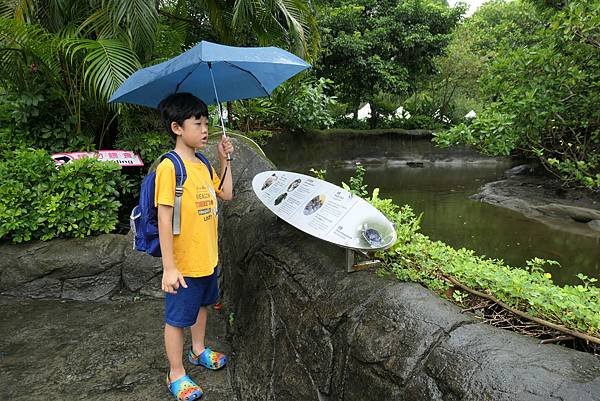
{"left": 428, "top": 0, "right": 542, "bottom": 122}
{"left": 435, "top": 0, "right": 600, "bottom": 190}
{"left": 157, "top": 0, "right": 320, "bottom": 61}
{"left": 317, "top": 0, "right": 464, "bottom": 126}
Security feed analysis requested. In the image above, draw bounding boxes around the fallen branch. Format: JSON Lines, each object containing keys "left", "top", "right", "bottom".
{"left": 540, "top": 336, "right": 575, "bottom": 344}
{"left": 441, "top": 274, "right": 600, "bottom": 346}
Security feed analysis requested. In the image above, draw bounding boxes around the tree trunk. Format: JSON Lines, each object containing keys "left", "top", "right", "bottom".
{"left": 369, "top": 104, "right": 379, "bottom": 128}
{"left": 227, "top": 101, "right": 233, "bottom": 126}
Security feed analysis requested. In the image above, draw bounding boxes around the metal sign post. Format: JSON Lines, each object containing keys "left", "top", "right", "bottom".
{"left": 346, "top": 249, "right": 382, "bottom": 273}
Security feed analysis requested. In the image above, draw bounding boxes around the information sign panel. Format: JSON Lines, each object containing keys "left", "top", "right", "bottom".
{"left": 252, "top": 170, "right": 397, "bottom": 251}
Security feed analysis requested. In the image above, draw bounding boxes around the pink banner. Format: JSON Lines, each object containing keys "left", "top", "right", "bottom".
{"left": 51, "top": 150, "right": 144, "bottom": 167}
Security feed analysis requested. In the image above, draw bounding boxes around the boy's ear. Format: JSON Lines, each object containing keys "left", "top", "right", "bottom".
{"left": 170, "top": 121, "right": 183, "bottom": 136}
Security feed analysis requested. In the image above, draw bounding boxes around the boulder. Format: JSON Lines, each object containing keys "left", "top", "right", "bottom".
{"left": 0, "top": 234, "right": 128, "bottom": 300}
{"left": 217, "top": 139, "right": 600, "bottom": 401}
{"left": 504, "top": 163, "right": 532, "bottom": 177}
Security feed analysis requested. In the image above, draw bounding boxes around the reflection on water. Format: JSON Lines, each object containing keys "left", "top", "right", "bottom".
{"left": 262, "top": 132, "right": 600, "bottom": 286}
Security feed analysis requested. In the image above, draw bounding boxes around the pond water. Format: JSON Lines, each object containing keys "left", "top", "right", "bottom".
{"left": 261, "top": 132, "right": 600, "bottom": 286}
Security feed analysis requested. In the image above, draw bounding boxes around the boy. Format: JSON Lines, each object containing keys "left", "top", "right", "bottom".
{"left": 156, "top": 92, "right": 234, "bottom": 400}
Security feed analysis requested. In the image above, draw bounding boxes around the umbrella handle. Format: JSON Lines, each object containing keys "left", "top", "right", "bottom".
{"left": 218, "top": 111, "right": 232, "bottom": 162}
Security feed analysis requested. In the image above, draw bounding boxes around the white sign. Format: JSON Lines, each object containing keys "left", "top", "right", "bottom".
{"left": 252, "top": 170, "right": 397, "bottom": 251}
{"left": 51, "top": 150, "right": 144, "bottom": 167}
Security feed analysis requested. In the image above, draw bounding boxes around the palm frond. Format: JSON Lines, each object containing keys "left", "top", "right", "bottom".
{"left": 112, "top": 0, "right": 158, "bottom": 57}
{"left": 275, "top": 0, "right": 318, "bottom": 57}
{"left": 232, "top": 0, "right": 256, "bottom": 30}
{"left": 78, "top": 6, "right": 116, "bottom": 38}
{"left": 194, "top": 0, "right": 230, "bottom": 42}
{"left": 0, "top": 0, "right": 16, "bottom": 19}
{"left": 0, "top": 17, "right": 61, "bottom": 89}
{"left": 64, "top": 38, "right": 141, "bottom": 102}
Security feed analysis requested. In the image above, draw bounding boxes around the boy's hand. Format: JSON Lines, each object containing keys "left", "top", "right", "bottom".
{"left": 162, "top": 267, "right": 187, "bottom": 294}
{"left": 218, "top": 136, "right": 234, "bottom": 162}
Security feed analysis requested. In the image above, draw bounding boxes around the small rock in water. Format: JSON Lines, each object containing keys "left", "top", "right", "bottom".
{"left": 588, "top": 220, "right": 600, "bottom": 232}
{"left": 504, "top": 164, "right": 531, "bottom": 177}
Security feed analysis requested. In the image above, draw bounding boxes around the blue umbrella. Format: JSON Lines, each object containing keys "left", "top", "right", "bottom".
{"left": 109, "top": 40, "right": 309, "bottom": 180}
{"left": 108, "top": 40, "right": 310, "bottom": 109}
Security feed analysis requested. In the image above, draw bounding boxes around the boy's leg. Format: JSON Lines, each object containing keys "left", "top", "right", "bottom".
{"left": 190, "top": 306, "right": 208, "bottom": 355}
{"left": 165, "top": 323, "right": 186, "bottom": 381}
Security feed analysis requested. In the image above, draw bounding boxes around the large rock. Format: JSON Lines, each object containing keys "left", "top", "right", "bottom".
{"left": 0, "top": 234, "right": 128, "bottom": 300}
{"left": 0, "top": 297, "right": 236, "bottom": 400}
{"left": 0, "top": 218, "right": 163, "bottom": 301}
{"left": 589, "top": 220, "right": 600, "bottom": 232}
{"left": 216, "top": 139, "right": 600, "bottom": 401}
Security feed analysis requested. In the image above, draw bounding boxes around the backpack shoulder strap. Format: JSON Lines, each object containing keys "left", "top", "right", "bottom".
{"left": 162, "top": 151, "right": 187, "bottom": 186}
{"left": 195, "top": 151, "right": 213, "bottom": 179}
{"left": 161, "top": 151, "right": 187, "bottom": 235}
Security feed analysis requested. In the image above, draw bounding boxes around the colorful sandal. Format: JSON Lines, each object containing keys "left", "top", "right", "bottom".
{"left": 188, "top": 347, "right": 228, "bottom": 370}
{"left": 167, "top": 374, "right": 203, "bottom": 401}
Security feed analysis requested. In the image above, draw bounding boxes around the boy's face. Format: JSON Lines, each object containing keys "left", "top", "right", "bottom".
{"left": 172, "top": 115, "right": 209, "bottom": 149}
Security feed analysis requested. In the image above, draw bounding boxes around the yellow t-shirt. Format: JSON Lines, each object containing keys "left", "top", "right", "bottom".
{"left": 154, "top": 157, "right": 222, "bottom": 277}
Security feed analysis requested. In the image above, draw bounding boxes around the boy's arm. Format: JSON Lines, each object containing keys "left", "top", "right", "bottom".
{"left": 217, "top": 136, "right": 234, "bottom": 200}
{"left": 158, "top": 204, "right": 187, "bottom": 294}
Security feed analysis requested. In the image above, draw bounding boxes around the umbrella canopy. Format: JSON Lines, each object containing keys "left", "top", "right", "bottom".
{"left": 108, "top": 41, "right": 311, "bottom": 108}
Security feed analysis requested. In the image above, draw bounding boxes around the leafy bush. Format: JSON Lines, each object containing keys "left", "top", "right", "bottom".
{"left": 272, "top": 76, "right": 338, "bottom": 129}
{"left": 0, "top": 149, "right": 126, "bottom": 243}
{"left": 332, "top": 117, "right": 370, "bottom": 130}
{"left": 0, "top": 149, "right": 56, "bottom": 242}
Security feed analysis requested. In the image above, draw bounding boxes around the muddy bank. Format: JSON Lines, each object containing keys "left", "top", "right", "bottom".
{"left": 473, "top": 165, "right": 600, "bottom": 237}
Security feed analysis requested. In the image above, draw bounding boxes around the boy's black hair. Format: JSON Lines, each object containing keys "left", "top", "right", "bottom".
{"left": 158, "top": 92, "right": 209, "bottom": 140}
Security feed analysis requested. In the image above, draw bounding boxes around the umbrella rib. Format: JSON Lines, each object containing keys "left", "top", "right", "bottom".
{"left": 175, "top": 63, "right": 204, "bottom": 93}
{"left": 223, "top": 61, "right": 270, "bottom": 98}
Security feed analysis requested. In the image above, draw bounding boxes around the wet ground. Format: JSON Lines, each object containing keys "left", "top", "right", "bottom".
{"left": 0, "top": 296, "right": 237, "bottom": 401}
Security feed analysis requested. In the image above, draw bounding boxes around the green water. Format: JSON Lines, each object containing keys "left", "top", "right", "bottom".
{"left": 262, "top": 132, "right": 600, "bottom": 286}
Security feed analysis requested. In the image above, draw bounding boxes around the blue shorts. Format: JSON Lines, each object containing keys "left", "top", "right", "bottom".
{"left": 164, "top": 270, "right": 219, "bottom": 328}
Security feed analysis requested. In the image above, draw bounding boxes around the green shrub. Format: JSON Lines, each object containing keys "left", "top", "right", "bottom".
{"left": 230, "top": 75, "right": 337, "bottom": 132}
{"left": 0, "top": 149, "right": 55, "bottom": 242}
{"left": 0, "top": 149, "right": 125, "bottom": 243}
{"left": 39, "top": 157, "right": 123, "bottom": 240}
